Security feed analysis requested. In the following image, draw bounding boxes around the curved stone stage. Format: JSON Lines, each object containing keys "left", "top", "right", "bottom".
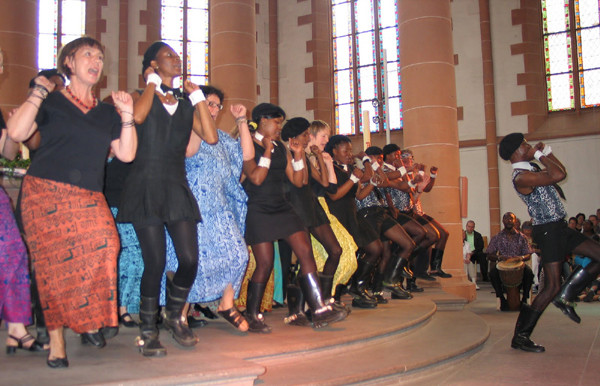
{"left": 0, "top": 289, "right": 489, "bottom": 385}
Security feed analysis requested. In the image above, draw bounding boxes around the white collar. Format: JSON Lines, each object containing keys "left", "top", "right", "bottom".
{"left": 512, "top": 162, "right": 534, "bottom": 171}
{"left": 383, "top": 162, "right": 396, "bottom": 171}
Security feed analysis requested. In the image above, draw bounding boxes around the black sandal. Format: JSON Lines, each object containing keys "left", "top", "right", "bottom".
{"left": 217, "top": 307, "right": 248, "bottom": 331}
{"left": 6, "top": 334, "right": 45, "bottom": 354}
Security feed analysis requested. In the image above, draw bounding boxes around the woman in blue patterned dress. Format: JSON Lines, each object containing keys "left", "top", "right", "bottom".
{"left": 163, "top": 86, "right": 253, "bottom": 331}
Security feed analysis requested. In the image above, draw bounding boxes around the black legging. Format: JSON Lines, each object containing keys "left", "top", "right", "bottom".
{"left": 251, "top": 230, "right": 318, "bottom": 284}
{"left": 310, "top": 223, "right": 343, "bottom": 276}
{"left": 134, "top": 219, "right": 199, "bottom": 298}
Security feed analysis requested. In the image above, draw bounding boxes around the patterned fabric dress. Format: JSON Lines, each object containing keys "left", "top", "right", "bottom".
{"left": 162, "top": 130, "right": 249, "bottom": 304}
{"left": 0, "top": 186, "right": 31, "bottom": 324}
{"left": 110, "top": 207, "right": 143, "bottom": 313}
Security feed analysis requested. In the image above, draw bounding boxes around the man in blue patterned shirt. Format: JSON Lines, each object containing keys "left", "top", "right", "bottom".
{"left": 499, "top": 133, "right": 600, "bottom": 354}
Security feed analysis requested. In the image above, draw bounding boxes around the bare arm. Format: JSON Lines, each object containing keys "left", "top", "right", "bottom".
{"left": 0, "top": 128, "right": 20, "bottom": 160}
{"left": 7, "top": 76, "right": 55, "bottom": 142}
{"left": 285, "top": 140, "right": 305, "bottom": 188}
{"left": 242, "top": 137, "right": 273, "bottom": 186}
{"left": 230, "top": 104, "right": 255, "bottom": 161}
{"left": 110, "top": 91, "right": 138, "bottom": 163}
{"left": 185, "top": 80, "right": 218, "bottom": 145}
{"left": 356, "top": 182, "right": 375, "bottom": 200}
{"left": 327, "top": 167, "right": 362, "bottom": 201}
{"left": 514, "top": 142, "right": 566, "bottom": 195}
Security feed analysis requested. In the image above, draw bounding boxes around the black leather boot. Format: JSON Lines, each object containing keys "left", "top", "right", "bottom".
{"left": 349, "top": 259, "right": 377, "bottom": 308}
{"left": 406, "top": 277, "right": 424, "bottom": 293}
{"left": 163, "top": 280, "right": 198, "bottom": 347}
{"left": 320, "top": 273, "right": 351, "bottom": 314}
{"left": 137, "top": 296, "right": 167, "bottom": 357}
{"left": 284, "top": 283, "right": 311, "bottom": 326}
{"left": 552, "top": 266, "right": 593, "bottom": 324}
{"left": 430, "top": 248, "right": 452, "bottom": 278}
{"left": 382, "top": 254, "right": 413, "bottom": 300}
{"left": 511, "top": 304, "right": 545, "bottom": 353}
{"left": 372, "top": 272, "right": 389, "bottom": 304}
{"left": 245, "top": 281, "right": 271, "bottom": 333}
{"left": 300, "top": 272, "right": 347, "bottom": 328}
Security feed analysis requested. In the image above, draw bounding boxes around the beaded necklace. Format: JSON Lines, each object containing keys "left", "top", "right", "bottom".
{"left": 66, "top": 86, "right": 97, "bottom": 110}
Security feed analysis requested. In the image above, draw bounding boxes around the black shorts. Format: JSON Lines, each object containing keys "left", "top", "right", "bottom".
{"left": 409, "top": 212, "right": 431, "bottom": 226}
{"left": 532, "top": 220, "right": 588, "bottom": 264}
{"left": 395, "top": 212, "right": 412, "bottom": 226}
{"left": 358, "top": 207, "right": 399, "bottom": 237}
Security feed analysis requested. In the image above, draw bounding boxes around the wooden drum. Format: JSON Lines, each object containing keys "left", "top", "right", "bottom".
{"left": 497, "top": 260, "right": 524, "bottom": 311}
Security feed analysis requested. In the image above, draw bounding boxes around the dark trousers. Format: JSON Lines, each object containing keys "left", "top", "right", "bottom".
{"left": 475, "top": 252, "right": 488, "bottom": 281}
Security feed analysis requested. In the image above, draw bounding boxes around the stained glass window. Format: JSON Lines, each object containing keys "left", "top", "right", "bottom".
{"left": 332, "top": 0, "right": 401, "bottom": 135}
{"left": 161, "top": 0, "right": 209, "bottom": 88}
{"left": 38, "top": 0, "right": 86, "bottom": 70}
{"left": 542, "top": 0, "right": 600, "bottom": 111}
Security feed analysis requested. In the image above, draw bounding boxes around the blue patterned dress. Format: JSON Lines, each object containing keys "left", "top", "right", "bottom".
{"left": 161, "top": 130, "right": 249, "bottom": 304}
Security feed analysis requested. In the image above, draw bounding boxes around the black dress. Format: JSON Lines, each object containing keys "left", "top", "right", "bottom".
{"left": 243, "top": 140, "right": 305, "bottom": 244}
{"left": 325, "top": 164, "right": 379, "bottom": 249}
{"left": 286, "top": 154, "right": 330, "bottom": 229}
{"left": 117, "top": 94, "right": 201, "bottom": 224}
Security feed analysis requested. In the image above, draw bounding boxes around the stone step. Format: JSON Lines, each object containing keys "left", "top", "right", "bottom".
{"left": 255, "top": 309, "right": 489, "bottom": 385}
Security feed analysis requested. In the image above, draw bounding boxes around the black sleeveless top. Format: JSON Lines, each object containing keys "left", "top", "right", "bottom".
{"left": 117, "top": 94, "right": 200, "bottom": 223}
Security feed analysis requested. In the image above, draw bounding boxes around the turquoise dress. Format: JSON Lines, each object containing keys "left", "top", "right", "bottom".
{"left": 161, "top": 130, "right": 249, "bottom": 304}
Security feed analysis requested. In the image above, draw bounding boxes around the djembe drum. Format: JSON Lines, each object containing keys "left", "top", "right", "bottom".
{"left": 496, "top": 260, "right": 525, "bottom": 311}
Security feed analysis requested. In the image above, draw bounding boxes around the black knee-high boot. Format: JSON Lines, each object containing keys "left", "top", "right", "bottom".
{"left": 430, "top": 248, "right": 452, "bottom": 278}
{"left": 371, "top": 271, "right": 389, "bottom": 304}
{"left": 552, "top": 266, "right": 594, "bottom": 323}
{"left": 319, "top": 273, "right": 351, "bottom": 314}
{"left": 511, "top": 304, "right": 545, "bottom": 353}
{"left": 300, "top": 272, "right": 347, "bottom": 328}
{"left": 382, "top": 254, "right": 413, "bottom": 300}
{"left": 137, "top": 296, "right": 167, "bottom": 357}
{"left": 349, "top": 259, "right": 377, "bottom": 308}
{"left": 284, "top": 283, "right": 310, "bottom": 326}
{"left": 163, "top": 281, "right": 198, "bottom": 347}
{"left": 245, "top": 281, "right": 271, "bottom": 333}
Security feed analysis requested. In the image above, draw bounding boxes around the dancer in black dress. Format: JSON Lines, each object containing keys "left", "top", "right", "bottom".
{"left": 242, "top": 104, "right": 346, "bottom": 332}
{"left": 280, "top": 118, "right": 347, "bottom": 325}
{"left": 324, "top": 135, "right": 383, "bottom": 308}
{"left": 117, "top": 41, "right": 217, "bottom": 356}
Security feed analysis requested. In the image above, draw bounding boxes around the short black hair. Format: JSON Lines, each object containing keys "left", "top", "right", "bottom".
{"left": 365, "top": 146, "right": 383, "bottom": 156}
{"left": 251, "top": 103, "right": 286, "bottom": 124}
{"left": 324, "top": 134, "right": 351, "bottom": 156}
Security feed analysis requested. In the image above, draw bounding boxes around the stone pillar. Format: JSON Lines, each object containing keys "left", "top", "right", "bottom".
{"left": 0, "top": 0, "right": 38, "bottom": 112}
{"left": 210, "top": 0, "right": 257, "bottom": 130}
{"left": 398, "top": 0, "right": 475, "bottom": 300}
{"left": 479, "top": 0, "right": 501, "bottom": 237}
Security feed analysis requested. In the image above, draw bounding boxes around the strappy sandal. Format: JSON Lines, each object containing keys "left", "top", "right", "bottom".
{"left": 6, "top": 334, "right": 45, "bottom": 355}
{"left": 217, "top": 307, "right": 248, "bottom": 331}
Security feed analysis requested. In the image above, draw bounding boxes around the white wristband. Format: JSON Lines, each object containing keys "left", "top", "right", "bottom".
{"left": 542, "top": 145, "right": 552, "bottom": 156}
{"left": 398, "top": 166, "right": 407, "bottom": 177}
{"left": 188, "top": 89, "right": 206, "bottom": 106}
{"left": 146, "top": 73, "right": 162, "bottom": 88}
{"left": 350, "top": 174, "right": 360, "bottom": 184}
{"left": 430, "top": 173, "right": 437, "bottom": 179}
{"left": 371, "top": 162, "right": 379, "bottom": 171}
{"left": 362, "top": 156, "right": 371, "bottom": 164}
{"left": 408, "top": 180, "right": 416, "bottom": 189}
{"left": 534, "top": 150, "right": 545, "bottom": 162}
{"left": 418, "top": 170, "right": 425, "bottom": 176}
{"left": 258, "top": 156, "right": 271, "bottom": 168}
{"left": 292, "top": 159, "right": 305, "bottom": 171}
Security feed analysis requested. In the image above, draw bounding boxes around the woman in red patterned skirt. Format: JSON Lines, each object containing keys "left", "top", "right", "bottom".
{"left": 7, "top": 37, "right": 137, "bottom": 368}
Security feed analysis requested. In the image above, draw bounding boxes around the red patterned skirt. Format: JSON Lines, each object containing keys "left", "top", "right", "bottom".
{"left": 20, "top": 176, "right": 119, "bottom": 333}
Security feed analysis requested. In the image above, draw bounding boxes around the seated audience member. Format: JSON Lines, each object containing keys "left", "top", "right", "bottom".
{"left": 486, "top": 212, "right": 534, "bottom": 311}
{"left": 588, "top": 214, "right": 599, "bottom": 235}
{"left": 464, "top": 220, "right": 487, "bottom": 282}
{"left": 568, "top": 217, "right": 578, "bottom": 230}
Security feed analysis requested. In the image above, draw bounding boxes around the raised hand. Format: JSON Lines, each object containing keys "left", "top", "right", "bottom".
{"left": 230, "top": 104, "right": 247, "bottom": 120}
{"left": 111, "top": 91, "right": 134, "bottom": 117}
{"left": 183, "top": 79, "right": 200, "bottom": 94}
{"left": 430, "top": 166, "right": 438, "bottom": 174}
{"left": 33, "top": 76, "right": 55, "bottom": 93}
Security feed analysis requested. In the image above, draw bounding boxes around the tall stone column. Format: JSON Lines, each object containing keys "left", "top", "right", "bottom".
{"left": 210, "top": 0, "right": 257, "bottom": 130}
{"left": 399, "top": 0, "right": 474, "bottom": 300}
{"left": 0, "top": 0, "right": 38, "bottom": 111}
